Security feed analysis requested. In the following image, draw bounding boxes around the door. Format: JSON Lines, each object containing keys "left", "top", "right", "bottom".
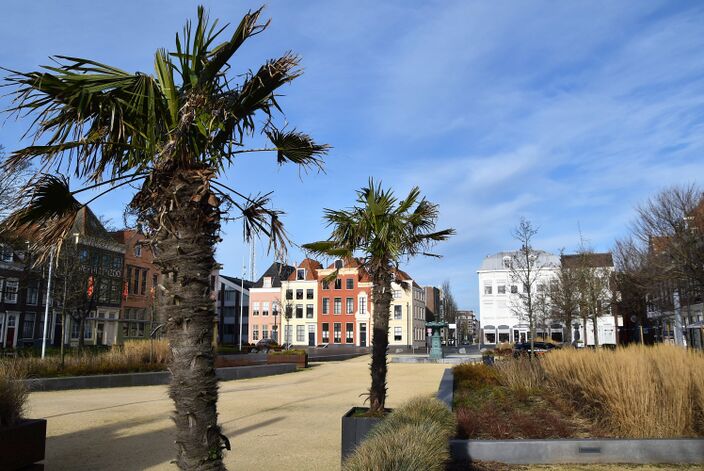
{"left": 519, "top": 332, "right": 526, "bottom": 343}
{"left": 5, "top": 314, "right": 16, "bottom": 347}
{"left": 307, "top": 324, "right": 315, "bottom": 346}
{"left": 96, "top": 323, "right": 105, "bottom": 346}
{"left": 360, "top": 323, "right": 367, "bottom": 347}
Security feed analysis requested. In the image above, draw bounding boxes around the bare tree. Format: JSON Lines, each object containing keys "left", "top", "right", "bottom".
{"left": 441, "top": 280, "right": 458, "bottom": 323}
{"left": 548, "top": 249, "right": 580, "bottom": 345}
{"left": 572, "top": 247, "right": 612, "bottom": 348}
{"left": 509, "top": 218, "right": 549, "bottom": 355}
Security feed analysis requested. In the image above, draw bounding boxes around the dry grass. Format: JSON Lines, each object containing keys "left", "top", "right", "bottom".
{"left": 0, "top": 360, "right": 28, "bottom": 427}
{"left": 541, "top": 344, "right": 704, "bottom": 438}
{"left": 343, "top": 395, "right": 456, "bottom": 471}
{"left": 0, "top": 339, "right": 171, "bottom": 378}
{"left": 493, "top": 357, "right": 544, "bottom": 399}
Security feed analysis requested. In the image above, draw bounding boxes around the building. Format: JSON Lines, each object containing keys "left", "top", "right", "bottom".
{"left": 111, "top": 230, "right": 159, "bottom": 344}
{"left": 477, "top": 250, "right": 619, "bottom": 346}
{"left": 281, "top": 258, "right": 322, "bottom": 347}
{"left": 217, "top": 275, "right": 253, "bottom": 346}
{"left": 248, "top": 262, "right": 294, "bottom": 344}
{"left": 0, "top": 236, "right": 52, "bottom": 349}
{"left": 316, "top": 258, "right": 373, "bottom": 347}
{"left": 389, "top": 269, "right": 426, "bottom": 349}
{"left": 455, "top": 310, "right": 477, "bottom": 344}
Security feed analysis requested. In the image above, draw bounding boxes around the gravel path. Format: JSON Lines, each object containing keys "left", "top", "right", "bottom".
{"left": 28, "top": 355, "right": 448, "bottom": 470}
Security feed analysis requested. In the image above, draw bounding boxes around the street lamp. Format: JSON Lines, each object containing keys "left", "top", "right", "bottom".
{"left": 284, "top": 298, "right": 293, "bottom": 350}
{"left": 272, "top": 302, "right": 279, "bottom": 344}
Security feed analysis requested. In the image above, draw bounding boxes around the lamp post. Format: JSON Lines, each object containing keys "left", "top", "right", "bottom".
{"left": 41, "top": 248, "right": 55, "bottom": 359}
{"left": 272, "top": 302, "right": 279, "bottom": 344}
{"left": 284, "top": 298, "right": 293, "bottom": 350}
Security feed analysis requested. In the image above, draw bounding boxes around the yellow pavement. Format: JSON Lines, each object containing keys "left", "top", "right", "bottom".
{"left": 28, "top": 356, "right": 448, "bottom": 470}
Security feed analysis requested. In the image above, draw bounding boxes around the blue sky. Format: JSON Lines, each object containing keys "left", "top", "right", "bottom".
{"left": 2, "top": 1, "right": 704, "bottom": 314}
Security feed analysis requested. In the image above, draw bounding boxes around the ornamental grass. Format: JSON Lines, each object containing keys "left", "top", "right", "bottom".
{"left": 0, "top": 360, "right": 28, "bottom": 427}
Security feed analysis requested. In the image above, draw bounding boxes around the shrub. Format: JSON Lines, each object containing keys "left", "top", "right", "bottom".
{"left": 343, "top": 422, "right": 449, "bottom": 471}
{"left": 371, "top": 396, "right": 456, "bottom": 439}
{"left": 0, "top": 361, "right": 28, "bottom": 427}
{"left": 268, "top": 349, "right": 307, "bottom": 356}
{"left": 541, "top": 344, "right": 704, "bottom": 438}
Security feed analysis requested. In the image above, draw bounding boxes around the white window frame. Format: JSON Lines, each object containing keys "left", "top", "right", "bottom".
{"left": 4, "top": 279, "right": 19, "bottom": 304}
{"left": 252, "top": 302, "right": 260, "bottom": 316}
{"left": 296, "top": 269, "right": 305, "bottom": 280}
{"left": 358, "top": 296, "right": 366, "bottom": 315}
{"left": 394, "top": 305, "right": 402, "bottom": 320}
{"left": 346, "top": 297, "right": 354, "bottom": 314}
{"left": 394, "top": 326, "right": 402, "bottom": 341}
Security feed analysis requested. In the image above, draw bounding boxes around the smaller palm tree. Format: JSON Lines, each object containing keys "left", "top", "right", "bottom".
{"left": 303, "top": 179, "right": 454, "bottom": 414}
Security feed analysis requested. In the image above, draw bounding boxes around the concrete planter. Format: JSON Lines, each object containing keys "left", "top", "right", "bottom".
{"left": 266, "top": 352, "right": 308, "bottom": 368}
{"left": 0, "top": 418, "right": 47, "bottom": 470}
{"left": 340, "top": 407, "right": 391, "bottom": 463}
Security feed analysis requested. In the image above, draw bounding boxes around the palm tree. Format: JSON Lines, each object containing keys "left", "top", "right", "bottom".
{"left": 2, "top": 6, "right": 328, "bottom": 470}
{"left": 303, "top": 179, "right": 453, "bottom": 414}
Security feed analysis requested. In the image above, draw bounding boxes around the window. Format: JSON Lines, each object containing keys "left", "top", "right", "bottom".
{"left": 252, "top": 302, "right": 260, "bottom": 316}
{"left": 346, "top": 278, "right": 354, "bottom": 290}
{"left": 484, "top": 284, "right": 492, "bottom": 295}
{"left": 333, "top": 323, "right": 342, "bottom": 343}
{"left": 334, "top": 297, "right": 342, "bottom": 315}
{"left": 510, "top": 285, "right": 518, "bottom": 294}
{"left": 126, "top": 267, "right": 133, "bottom": 294}
{"left": 262, "top": 325, "right": 269, "bottom": 340}
{"left": 306, "top": 289, "right": 314, "bottom": 299}
{"left": 22, "top": 314, "right": 35, "bottom": 338}
{"left": 285, "top": 289, "right": 293, "bottom": 300}
{"left": 113, "top": 255, "right": 123, "bottom": 270}
{"left": 26, "top": 283, "right": 39, "bottom": 305}
{"left": 346, "top": 297, "right": 354, "bottom": 314}
{"left": 497, "top": 285, "right": 506, "bottom": 294}
{"left": 98, "top": 278, "right": 110, "bottom": 303}
{"left": 334, "top": 259, "right": 343, "bottom": 269}
{"left": 334, "top": 278, "right": 342, "bottom": 290}
{"left": 71, "top": 320, "right": 80, "bottom": 339}
{"left": 393, "top": 290, "right": 401, "bottom": 299}
{"left": 0, "top": 244, "right": 13, "bottom": 262}
{"left": 141, "top": 270, "right": 147, "bottom": 295}
{"left": 284, "top": 325, "right": 291, "bottom": 344}
{"left": 110, "top": 282, "right": 120, "bottom": 304}
{"left": 84, "top": 321, "right": 93, "bottom": 340}
{"left": 296, "top": 289, "right": 303, "bottom": 300}
{"left": 252, "top": 325, "right": 259, "bottom": 341}
{"left": 79, "top": 248, "right": 89, "bottom": 263}
{"left": 263, "top": 277, "right": 272, "bottom": 288}
{"left": 322, "top": 323, "right": 330, "bottom": 343}
{"left": 261, "top": 302, "right": 269, "bottom": 316}
{"left": 132, "top": 267, "right": 140, "bottom": 295}
{"left": 296, "top": 325, "right": 305, "bottom": 342}
{"left": 134, "top": 245, "right": 142, "bottom": 257}
{"left": 503, "top": 256, "right": 511, "bottom": 269}
{"left": 322, "top": 298, "right": 330, "bottom": 315}
{"left": 346, "top": 323, "right": 354, "bottom": 343}
{"left": 394, "top": 326, "right": 402, "bottom": 341}
{"left": 306, "top": 304, "right": 314, "bottom": 319}
{"left": 394, "top": 305, "right": 402, "bottom": 320}
{"left": 272, "top": 303, "right": 279, "bottom": 316}
{"left": 359, "top": 296, "right": 366, "bottom": 315}
{"left": 322, "top": 280, "right": 329, "bottom": 290}
{"left": 297, "top": 269, "right": 305, "bottom": 280}
{"left": 295, "top": 304, "right": 303, "bottom": 319}
{"left": 4, "top": 279, "right": 18, "bottom": 303}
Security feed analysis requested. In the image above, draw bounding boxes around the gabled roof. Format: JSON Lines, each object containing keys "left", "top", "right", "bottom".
{"left": 287, "top": 258, "right": 322, "bottom": 281}
{"left": 251, "top": 261, "right": 295, "bottom": 288}
{"left": 221, "top": 275, "right": 255, "bottom": 290}
{"left": 479, "top": 250, "right": 559, "bottom": 271}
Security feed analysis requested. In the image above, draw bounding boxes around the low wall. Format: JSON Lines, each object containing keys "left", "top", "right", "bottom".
{"left": 450, "top": 438, "right": 704, "bottom": 464}
{"left": 438, "top": 366, "right": 704, "bottom": 465}
{"left": 26, "top": 363, "right": 297, "bottom": 392}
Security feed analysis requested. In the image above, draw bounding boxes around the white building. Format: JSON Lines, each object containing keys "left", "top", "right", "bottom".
{"left": 477, "top": 251, "right": 619, "bottom": 346}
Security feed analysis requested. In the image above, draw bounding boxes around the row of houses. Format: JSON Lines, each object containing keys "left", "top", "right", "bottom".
{"left": 0, "top": 208, "right": 170, "bottom": 349}
{"left": 217, "top": 258, "right": 431, "bottom": 349}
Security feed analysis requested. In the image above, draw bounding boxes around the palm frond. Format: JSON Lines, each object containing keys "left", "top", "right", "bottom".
{"left": 265, "top": 128, "right": 329, "bottom": 169}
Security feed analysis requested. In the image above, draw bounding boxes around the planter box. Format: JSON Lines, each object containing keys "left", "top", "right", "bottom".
{"left": 340, "top": 407, "right": 391, "bottom": 463}
{"left": 0, "top": 418, "right": 47, "bottom": 470}
{"left": 266, "top": 353, "right": 308, "bottom": 368}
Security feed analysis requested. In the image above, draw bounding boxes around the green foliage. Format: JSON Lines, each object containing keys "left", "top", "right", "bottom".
{"left": 370, "top": 396, "right": 456, "bottom": 439}
{"left": 268, "top": 349, "right": 306, "bottom": 356}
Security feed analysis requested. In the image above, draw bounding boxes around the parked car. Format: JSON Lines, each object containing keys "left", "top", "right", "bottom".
{"left": 512, "top": 341, "right": 559, "bottom": 358}
{"left": 251, "top": 338, "right": 278, "bottom": 353}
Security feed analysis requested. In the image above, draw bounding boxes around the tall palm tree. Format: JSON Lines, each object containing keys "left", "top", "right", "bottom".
{"left": 2, "top": 6, "right": 328, "bottom": 470}
{"left": 303, "top": 179, "right": 453, "bottom": 414}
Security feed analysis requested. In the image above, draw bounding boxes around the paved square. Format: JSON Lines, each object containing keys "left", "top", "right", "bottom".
{"left": 28, "top": 356, "right": 448, "bottom": 470}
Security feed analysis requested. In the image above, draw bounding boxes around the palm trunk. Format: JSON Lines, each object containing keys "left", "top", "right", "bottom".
{"left": 151, "top": 168, "right": 226, "bottom": 470}
{"left": 369, "top": 268, "right": 392, "bottom": 414}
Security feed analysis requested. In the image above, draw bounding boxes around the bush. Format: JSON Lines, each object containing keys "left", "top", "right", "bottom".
{"left": 343, "top": 396, "right": 455, "bottom": 471}
{"left": 268, "top": 349, "right": 307, "bottom": 356}
{"left": 0, "top": 361, "right": 28, "bottom": 427}
{"left": 371, "top": 396, "right": 456, "bottom": 439}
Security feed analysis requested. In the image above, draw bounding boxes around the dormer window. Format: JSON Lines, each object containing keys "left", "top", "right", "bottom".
{"left": 296, "top": 269, "right": 305, "bottom": 280}
{"left": 502, "top": 256, "right": 511, "bottom": 269}
{"left": 263, "top": 277, "right": 272, "bottom": 288}
{"left": 334, "top": 259, "right": 343, "bottom": 269}
{"left": 134, "top": 245, "right": 142, "bottom": 257}
{"left": 0, "top": 244, "right": 13, "bottom": 263}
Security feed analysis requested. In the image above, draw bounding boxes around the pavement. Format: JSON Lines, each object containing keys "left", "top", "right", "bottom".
{"left": 28, "top": 355, "right": 448, "bottom": 471}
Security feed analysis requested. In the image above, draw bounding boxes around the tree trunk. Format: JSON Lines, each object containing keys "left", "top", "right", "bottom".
{"left": 77, "top": 316, "right": 85, "bottom": 350}
{"left": 564, "top": 312, "right": 573, "bottom": 345}
{"left": 592, "top": 312, "right": 599, "bottom": 348}
{"left": 150, "top": 168, "right": 226, "bottom": 470}
{"left": 369, "top": 267, "right": 392, "bottom": 415}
